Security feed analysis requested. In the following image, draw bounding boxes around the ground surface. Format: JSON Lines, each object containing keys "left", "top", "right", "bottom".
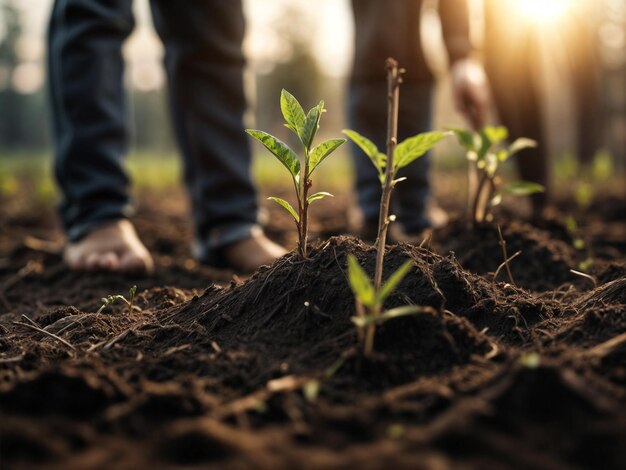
{"left": 1, "top": 184, "right": 626, "bottom": 469}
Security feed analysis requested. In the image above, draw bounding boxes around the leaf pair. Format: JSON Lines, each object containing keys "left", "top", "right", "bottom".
{"left": 347, "top": 255, "right": 427, "bottom": 327}
{"left": 343, "top": 129, "right": 448, "bottom": 185}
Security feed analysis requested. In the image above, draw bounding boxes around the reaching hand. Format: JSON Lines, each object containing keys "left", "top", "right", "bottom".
{"left": 451, "top": 58, "right": 491, "bottom": 130}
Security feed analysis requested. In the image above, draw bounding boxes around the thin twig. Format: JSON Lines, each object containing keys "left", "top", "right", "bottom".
{"left": 493, "top": 251, "right": 522, "bottom": 286}
{"left": 496, "top": 225, "right": 516, "bottom": 285}
{"left": 21, "top": 314, "right": 39, "bottom": 328}
{"left": 366, "top": 57, "right": 402, "bottom": 358}
{"left": 12, "top": 321, "right": 77, "bottom": 352}
{"left": 569, "top": 269, "right": 597, "bottom": 288}
{"left": 103, "top": 329, "right": 132, "bottom": 350}
{"left": 0, "top": 355, "right": 24, "bottom": 364}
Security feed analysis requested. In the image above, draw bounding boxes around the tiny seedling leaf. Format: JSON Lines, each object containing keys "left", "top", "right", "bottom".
{"left": 450, "top": 128, "right": 476, "bottom": 150}
{"left": 497, "top": 181, "right": 545, "bottom": 197}
{"left": 352, "top": 305, "right": 429, "bottom": 328}
{"left": 508, "top": 137, "right": 537, "bottom": 157}
{"left": 301, "top": 102, "right": 324, "bottom": 150}
{"left": 303, "top": 380, "right": 321, "bottom": 403}
{"left": 309, "top": 138, "right": 346, "bottom": 174}
{"left": 379, "top": 305, "right": 431, "bottom": 323}
{"left": 347, "top": 254, "right": 376, "bottom": 308}
{"left": 483, "top": 126, "right": 508, "bottom": 146}
{"left": 268, "top": 196, "right": 300, "bottom": 222}
{"left": 343, "top": 129, "right": 383, "bottom": 171}
{"left": 307, "top": 191, "right": 334, "bottom": 204}
{"left": 394, "top": 131, "right": 448, "bottom": 170}
{"left": 280, "top": 89, "right": 306, "bottom": 138}
{"left": 246, "top": 130, "right": 300, "bottom": 178}
{"left": 376, "top": 260, "right": 413, "bottom": 305}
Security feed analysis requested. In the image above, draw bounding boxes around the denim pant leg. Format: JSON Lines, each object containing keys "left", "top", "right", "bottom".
{"left": 48, "top": 0, "right": 135, "bottom": 242}
{"left": 149, "top": 0, "right": 259, "bottom": 262}
{"left": 348, "top": 81, "right": 435, "bottom": 233}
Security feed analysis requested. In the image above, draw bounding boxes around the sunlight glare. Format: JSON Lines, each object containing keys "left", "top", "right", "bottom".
{"left": 514, "top": 0, "right": 573, "bottom": 24}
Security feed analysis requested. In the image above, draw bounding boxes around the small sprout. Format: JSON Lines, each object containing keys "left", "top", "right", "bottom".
{"left": 518, "top": 352, "right": 541, "bottom": 369}
{"left": 96, "top": 285, "right": 140, "bottom": 314}
{"left": 451, "top": 126, "right": 544, "bottom": 225}
{"left": 247, "top": 90, "right": 345, "bottom": 258}
{"left": 579, "top": 257, "right": 595, "bottom": 272}
{"left": 347, "top": 254, "right": 433, "bottom": 357}
{"left": 387, "top": 424, "right": 405, "bottom": 439}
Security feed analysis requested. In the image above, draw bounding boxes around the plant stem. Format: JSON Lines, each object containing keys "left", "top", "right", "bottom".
{"left": 472, "top": 170, "right": 488, "bottom": 226}
{"left": 496, "top": 225, "right": 516, "bottom": 285}
{"left": 299, "top": 151, "right": 311, "bottom": 258}
{"left": 365, "top": 58, "right": 402, "bottom": 357}
{"left": 374, "top": 58, "right": 401, "bottom": 291}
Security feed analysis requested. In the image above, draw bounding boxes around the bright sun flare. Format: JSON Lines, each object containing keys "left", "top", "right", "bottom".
{"left": 514, "top": 0, "right": 573, "bottom": 24}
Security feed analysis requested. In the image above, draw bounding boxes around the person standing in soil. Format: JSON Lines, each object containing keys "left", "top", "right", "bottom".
{"left": 48, "top": 0, "right": 286, "bottom": 273}
{"left": 482, "top": 0, "right": 604, "bottom": 217}
{"left": 350, "top": 0, "right": 490, "bottom": 241}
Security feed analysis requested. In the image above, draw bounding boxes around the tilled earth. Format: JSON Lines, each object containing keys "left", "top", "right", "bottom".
{"left": 1, "top": 187, "right": 626, "bottom": 469}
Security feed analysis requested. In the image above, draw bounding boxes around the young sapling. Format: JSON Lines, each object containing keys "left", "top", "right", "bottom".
{"left": 247, "top": 90, "right": 346, "bottom": 258}
{"left": 347, "top": 254, "right": 434, "bottom": 357}
{"left": 343, "top": 59, "right": 445, "bottom": 356}
{"left": 451, "top": 126, "right": 544, "bottom": 225}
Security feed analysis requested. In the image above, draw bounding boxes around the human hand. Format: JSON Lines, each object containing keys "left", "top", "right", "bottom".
{"left": 450, "top": 58, "right": 490, "bottom": 130}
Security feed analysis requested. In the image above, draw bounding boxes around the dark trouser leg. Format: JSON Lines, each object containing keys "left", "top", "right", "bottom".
{"left": 49, "top": 0, "right": 135, "bottom": 241}
{"left": 149, "top": 0, "right": 259, "bottom": 260}
{"left": 348, "top": 81, "right": 435, "bottom": 233}
{"left": 484, "top": 2, "right": 549, "bottom": 211}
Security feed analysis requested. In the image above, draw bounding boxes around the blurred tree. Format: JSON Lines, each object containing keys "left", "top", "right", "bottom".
{"left": 0, "top": 1, "right": 48, "bottom": 151}
{"left": 254, "top": 5, "right": 323, "bottom": 149}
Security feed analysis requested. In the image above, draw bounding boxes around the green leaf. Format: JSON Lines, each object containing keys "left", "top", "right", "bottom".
{"left": 498, "top": 181, "right": 545, "bottom": 197}
{"left": 450, "top": 128, "right": 476, "bottom": 151}
{"left": 507, "top": 137, "right": 537, "bottom": 157}
{"left": 268, "top": 196, "right": 300, "bottom": 222}
{"left": 483, "top": 126, "right": 508, "bottom": 146}
{"left": 246, "top": 130, "right": 300, "bottom": 178}
{"left": 280, "top": 89, "right": 306, "bottom": 137}
{"left": 301, "top": 102, "right": 324, "bottom": 150}
{"left": 347, "top": 255, "right": 375, "bottom": 308}
{"left": 394, "top": 131, "right": 448, "bottom": 170}
{"left": 376, "top": 260, "right": 413, "bottom": 305}
{"left": 303, "top": 380, "right": 321, "bottom": 403}
{"left": 351, "top": 305, "right": 430, "bottom": 328}
{"left": 307, "top": 191, "right": 334, "bottom": 204}
{"left": 379, "top": 305, "right": 431, "bottom": 323}
{"left": 343, "top": 129, "right": 385, "bottom": 171}
{"left": 309, "top": 138, "right": 346, "bottom": 174}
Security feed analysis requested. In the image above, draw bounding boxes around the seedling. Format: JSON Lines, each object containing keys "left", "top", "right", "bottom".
{"left": 347, "top": 254, "right": 433, "bottom": 357}
{"left": 247, "top": 90, "right": 345, "bottom": 258}
{"left": 343, "top": 60, "right": 447, "bottom": 289}
{"left": 97, "top": 285, "right": 139, "bottom": 314}
{"left": 343, "top": 59, "right": 441, "bottom": 357}
{"left": 451, "top": 126, "right": 543, "bottom": 225}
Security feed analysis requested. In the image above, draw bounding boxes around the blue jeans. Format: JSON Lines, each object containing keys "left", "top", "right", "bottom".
{"left": 348, "top": 81, "right": 434, "bottom": 233}
{"left": 48, "top": 0, "right": 259, "bottom": 260}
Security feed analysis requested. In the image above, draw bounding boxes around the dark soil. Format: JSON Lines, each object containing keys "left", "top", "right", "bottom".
{"left": 1, "top": 187, "right": 626, "bottom": 469}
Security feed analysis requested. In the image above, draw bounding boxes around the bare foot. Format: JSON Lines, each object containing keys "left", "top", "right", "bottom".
{"left": 221, "top": 228, "right": 287, "bottom": 273}
{"left": 64, "top": 220, "right": 154, "bottom": 274}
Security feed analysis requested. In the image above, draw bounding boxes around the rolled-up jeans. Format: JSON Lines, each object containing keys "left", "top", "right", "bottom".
{"left": 48, "top": 0, "right": 259, "bottom": 261}
{"left": 348, "top": 80, "right": 435, "bottom": 234}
